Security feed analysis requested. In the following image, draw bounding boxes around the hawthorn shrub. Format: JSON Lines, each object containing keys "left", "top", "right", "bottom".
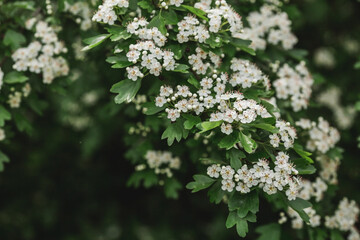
{"left": 0, "top": 0, "right": 359, "bottom": 239}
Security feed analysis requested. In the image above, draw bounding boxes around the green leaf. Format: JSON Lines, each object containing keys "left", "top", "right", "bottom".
{"left": 13, "top": 111, "right": 32, "bottom": 134}
{"left": 106, "top": 55, "right": 133, "bottom": 68}
{"left": 186, "top": 174, "right": 215, "bottom": 193}
{"left": 137, "top": 0, "right": 154, "bottom": 12}
{"left": 0, "top": 106, "right": 11, "bottom": 127}
{"left": 330, "top": 230, "right": 344, "bottom": 240}
{"left": 226, "top": 211, "right": 238, "bottom": 229}
{"left": 0, "top": 151, "right": 10, "bottom": 172}
{"left": 226, "top": 149, "right": 245, "bottom": 170}
{"left": 187, "top": 75, "right": 200, "bottom": 89}
{"left": 161, "top": 120, "right": 188, "bottom": 146}
{"left": 181, "top": 5, "right": 209, "bottom": 21}
{"left": 4, "top": 71, "right": 28, "bottom": 84}
{"left": 3, "top": 30, "right": 26, "bottom": 50}
{"left": 147, "top": 15, "right": 167, "bottom": 35}
{"left": 164, "top": 178, "right": 182, "bottom": 199}
{"left": 255, "top": 223, "right": 281, "bottom": 240}
{"left": 208, "top": 181, "right": 225, "bottom": 204}
{"left": 218, "top": 131, "right": 240, "bottom": 150}
{"left": 249, "top": 123, "right": 278, "bottom": 133}
{"left": 142, "top": 102, "right": 166, "bottom": 115}
{"left": 355, "top": 61, "right": 360, "bottom": 69}
{"left": 197, "top": 121, "right": 222, "bottom": 133}
{"left": 183, "top": 114, "right": 201, "bottom": 130}
{"left": 288, "top": 197, "right": 312, "bottom": 223}
{"left": 173, "top": 64, "right": 189, "bottom": 73}
{"left": 236, "top": 219, "right": 248, "bottom": 238}
{"left": 110, "top": 79, "right": 142, "bottom": 104}
{"left": 106, "top": 26, "right": 132, "bottom": 41}
{"left": 288, "top": 49, "right": 308, "bottom": 61}
{"left": 82, "top": 34, "right": 111, "bottom": 51}
{"left": 238, "top": 131, "right": 257, "bottom": 154}
{"left": 228, "top": 191, "right": 259, "bottom": 215}
{"left": 231, "top": 38, "right": 256, "bottom": 56}
{"left": 162, "top": 9, "right": 178, "bottom": 25}
{"left": 292, "top": 159, "right": 316, "bottom": 175}
{"left": 293, "top": 144, "right": 314, "bottom": 163}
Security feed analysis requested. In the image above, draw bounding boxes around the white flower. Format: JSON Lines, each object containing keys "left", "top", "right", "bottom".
{"left": 207, "top": 164, "right": 221, "bottom": 178}
{"left": 221, "top": 123, "right": 233, "bottom": 135}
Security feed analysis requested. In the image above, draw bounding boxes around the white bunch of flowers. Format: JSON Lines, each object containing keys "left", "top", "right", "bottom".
{"left": 126, "top": 40, "right": 176, "bottom": 80}
{"left": 127, "top": 18, "right": 167, "bottom": 47}
{"left": 128, "top": 122, "right": 151, "bottom": 136}
{"left": 177, "top": 15, "right": 210, "bottom": 43}
{"left": 287, "top": 207, "right": 321, "bottom": 229}
{"left": 325, "top": 198, "right": 360, "bottom": 235}
{"left": 237, "top": 5, "right": 297, "bottom": 50}
{"left": 296, "top": 117, "right": 340, "bottom": 154}
{"left": 65, "top": 1, "right": 92, "bottom": 30}
{"left": 139, "top": 150, "right": 181, "bottom": 178}
{"left": 12, "top": 20, "right": 69, "bottom": 84}
{"left": 317, "top": 87, "right": 356, "bottom": 129}
{"left": 188, "top": 47, "right": 222, "bottom": 75}
{"left": 156, "top": 69, "right": 272, "bottom": 127}
{"left": 230, "top": 58, "right": 271, "bottom": 90}
{"left": 158, "top": 0, "right": 184, "bottom": 8}
{"left": 317, "top": 155, "right": 340, "bottom": 184}
{"left": 207, "top": 152, "right": 300, "bottom": 200}
{"left": 194, "top": 0, "right": 243, "bottom": 36}
{"left": 92, "top": 0, "right": 129, "bottom": 25}
{"left": 297, "top": 178, "right": 328, "bottom": 202}
{"left": 269, "top": 120, "right": 297, "bottom": 149}
{"left": 273, "top": 62, "right": 313, "bottom": 112}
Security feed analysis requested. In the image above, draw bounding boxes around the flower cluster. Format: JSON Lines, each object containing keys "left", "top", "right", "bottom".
{"left": 296, "top": 117, "right": 340, "bottom": 154}
{"left": 230, "top": 58, "right": 271, "bottom": 89}
{"left": 317, "top": 87, "right": 356, "bottom": 129}
{"left": 12, "top": 20, "right": 69, "bottom": 84}
{"left": 126, "top": 40, "right": 176, "bottom": 80}
{"left": 92, "top": 0, "right": 129, "bottom": 25}
{"left": 195, "top": 0, "right": 243, "bottom": 36}
{"left": 207, "top": 152, "right": 300, "bottom": 200}
{"left": 238, "top": 5, "right": 297, "bottom": 50}
{"left": 128, "top": 122, "right": 151, "bottom": 137}
{"left": 269, "top": 120, "right": 297, "bottom": 149}
{"left": 287, "top": 207, "right": 321, "bottom": 229}
{"left": 156, "top": 72, "right": 272, "bottom": 128}
{"left": 127, "top": 18, "right": 167, "bottom": 47}
{"left": 188, "top": 47, "right": 222, "bottom": 75}
{"left": 65, "top": 1, "right": 92, "bottom": 31}
{"left": 317, "top": 155, "right": 340, "bottom": 184}
{"left": 273, "top": 62, "right": 313, "bottom": 112}
{"left": 158, "top": 0, "right": 184, "bottom": 8}
{"left": 325, "top": 198, "right": 360, "bottom": 239}
{"left": 297, "top": 178, "right": 328, "bottom": 202}
{"left": 137, "top": 150, "right": 181, "bottom": 178}
{"left": 177, "top": 15, "right": 210, "bottom": 43}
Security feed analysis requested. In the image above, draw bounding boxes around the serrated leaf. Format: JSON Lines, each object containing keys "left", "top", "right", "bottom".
{"left": 181, "top": 5, "right": 209, "bottom": 21}
{"left": 293, "top": 144, "right": 313, "bottom": 163}
{"left": 218, "top": 132, "right": 240, "bottom": 150}
{"left": 197, "top": 121, "right": 222, "bottom": 133}
{"left": 187, "top": 75, "right": 200, "bottom": 89}
{"left": 236, "top": 219, "right": 248, "bottom": 238}
{"left": 3, "top": 30, "right": 26, "bottom": 50}
{"left": 239, "top": 131, "right": 257, "bottom": 154}
{"left": 110, "top": 79, "right": 142, "bottom": 104}
{"left": 161, "top": 120, "right": 188, "bottom": 146}
{"left": 226, "top": 149, "right": 245, "bottom": 170}
{"left": 142, "top": 102, "right": 166, "bottom": 115}
{"left": 82, "top": 34, "right": 110, "bottom": 51}
{"left": 208, "top": 181, "right": 225, "bottom": 204}
{"left": 183, "top": 114, "right": 201, "bottom": 130}
{"left": 147, "top": 15, "right": 167, "bottom": 35}
{"left": 186, "top": 174, "right": 215, "bottom": 193}
{"left": 4, "top": 71, "right": 28, "bottom": 84}
{"left": 137, "top": 0, "right": 154, "bottom": 12}
{"left": 255, "top": 223, "right": 281, "bottom": 240}
{"left": 249, "top": 123, "right": 278, "bottom": 133}
{"left": 288, "top": 197, "right": 312, "bottom": 223}
{"left": 162, "top": 9, "right": 178, "bottom": 25}
{"left": 226, "top": 211, "right": 238, "bottom": 228}
{"left": 0, "top": 106, "right": 11, "bottom": 127}
{"left": 173, "top": 64, "right": 189, "bottom": 73}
